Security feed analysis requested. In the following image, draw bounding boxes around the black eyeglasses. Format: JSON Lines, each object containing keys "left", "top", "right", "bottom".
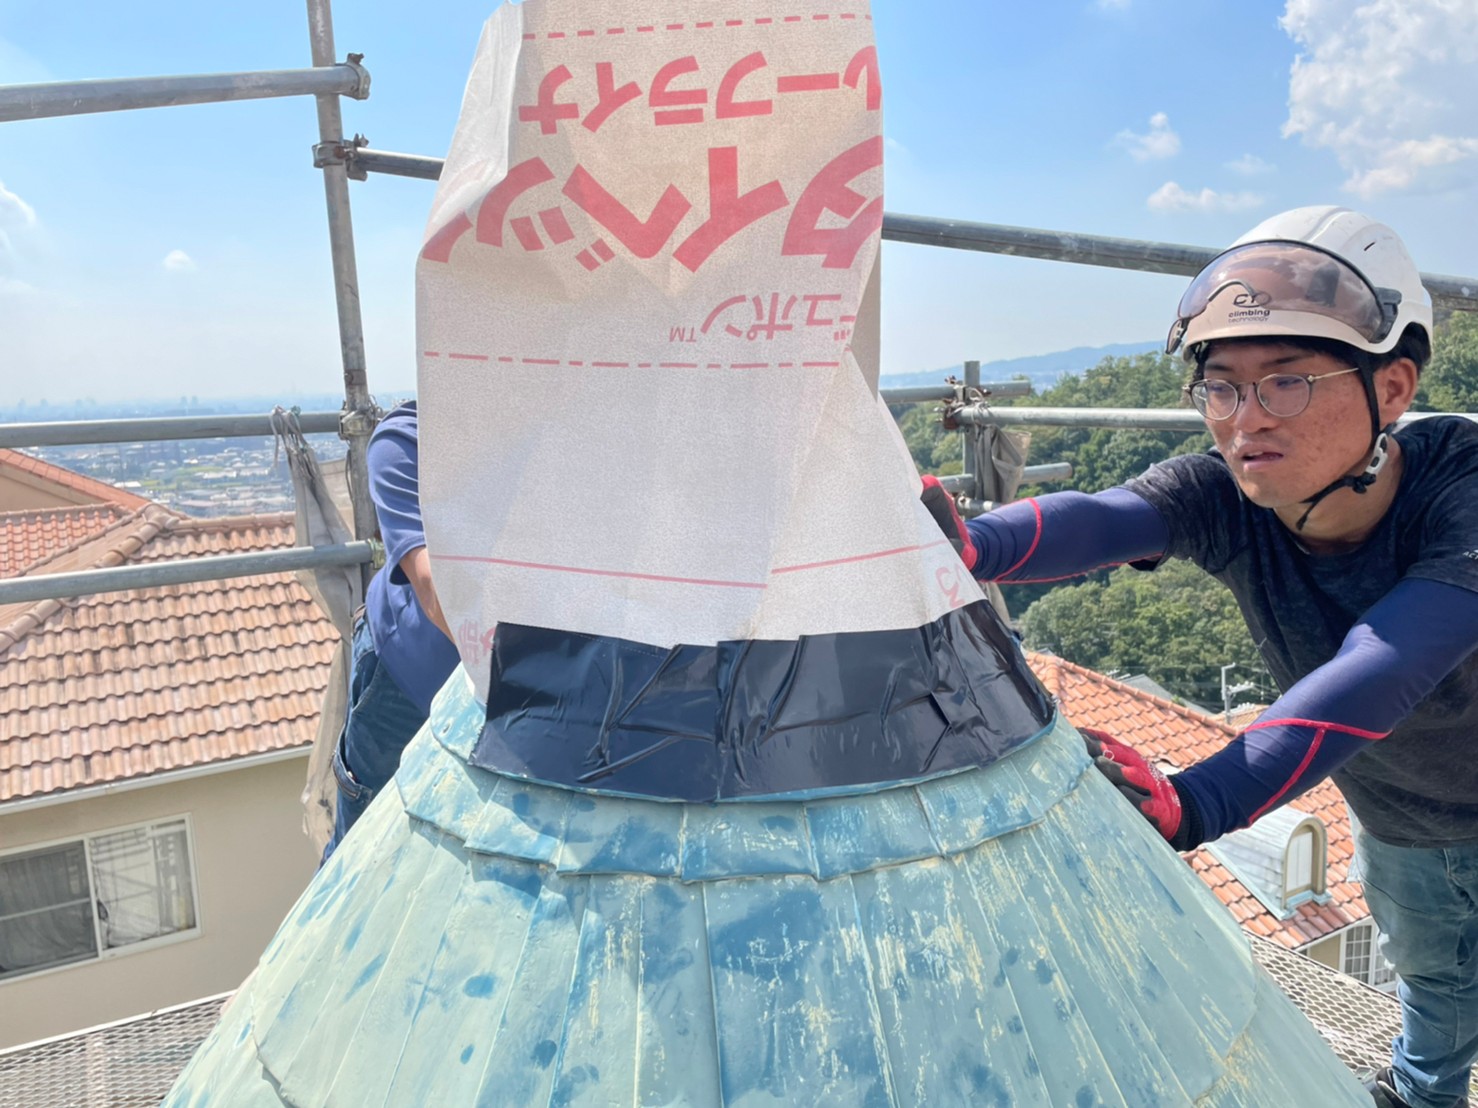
{"left": 1183, "top": 366, "right": 1362, "bottom": 421}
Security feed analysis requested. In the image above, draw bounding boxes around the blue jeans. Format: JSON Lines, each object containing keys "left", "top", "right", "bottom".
{"left": 320, "top": 618, "right": 429, "bottom": 864}
{"left": 1356, "top": 826, "right": 1478, "bottom": 1108}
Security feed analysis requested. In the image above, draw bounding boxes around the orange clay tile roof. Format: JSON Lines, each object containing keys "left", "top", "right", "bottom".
{"left": 0, "top": 448, "right": 153, "bottom": 512}
{"left": 0, "top": 508, "right": 338, "bottom": 805}
{"left": 1027, "top": 650, "right": 1368, "bottom": 950}
{"left": 0, "top": 504, "right": 133, "bottom": 576}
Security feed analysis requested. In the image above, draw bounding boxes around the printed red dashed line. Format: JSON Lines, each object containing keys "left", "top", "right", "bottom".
{"left": 427, "top": 354, "right": 836, "bottom": 370}
{"left": 436, "top": 538, "right": 940, "bottom": 587}
{"left": 773, "top": 538, "right": 952, "bottom": 575}
{"left": 522, "top": 14, "right": 869, "bottom": 40}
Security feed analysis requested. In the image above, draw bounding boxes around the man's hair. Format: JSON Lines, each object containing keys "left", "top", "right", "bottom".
{"left": 1190, "top": 323, "right": 1431, "bottom": 383}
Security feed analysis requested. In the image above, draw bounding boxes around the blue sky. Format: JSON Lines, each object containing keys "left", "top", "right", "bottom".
{"left": 3, "top": 0, "right": 1477, "bottom": 402}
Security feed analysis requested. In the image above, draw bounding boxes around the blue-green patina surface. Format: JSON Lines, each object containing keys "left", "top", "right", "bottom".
{"left": 165, "top": 669, "right": 1369, "bottom": 1106}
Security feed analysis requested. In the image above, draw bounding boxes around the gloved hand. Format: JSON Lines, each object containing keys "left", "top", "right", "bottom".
{"left": 920, "top": 474, "right": 978, "bottom": 572}
{"left": 1081, "top": 727, "right": 1184, "bottom": 844}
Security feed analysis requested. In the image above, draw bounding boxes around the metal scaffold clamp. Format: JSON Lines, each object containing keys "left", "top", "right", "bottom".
{"left": 341, "top": 53, "right": 371, "bottom": 99}
{"left": 939, "top": 375, "right": 993, "bottom": 433}
{"left": 338, "top": 401, "right": 381, "bottom": 443}
{"left": 313, "top": 132, "right": 371, "bottom": 179}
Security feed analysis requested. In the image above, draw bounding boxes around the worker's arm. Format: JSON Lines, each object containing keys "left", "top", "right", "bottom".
{"left": 368, "top": 403, "right": 451, "bottom": 639}
{"left": 962, "top": 487, "right": 1171, "bottom": 582}
{"left": 1111, "top": 577, "right": 1478, "bottom": 850}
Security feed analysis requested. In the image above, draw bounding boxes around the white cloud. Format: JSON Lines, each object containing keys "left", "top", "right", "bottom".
{"left": 1114, "top": 112, "right": 1180, "bottom": 161}
{"left": 0, "top": 277, "right": 35, "bottom": 297}
{"left": 0, "top": 182, "right": 37, "bottom": 232}
{"left": 1226, "top": 154, "right": 1275, "bottom": 176}
{"left": 0, "top": 181, "right": 40, "bottom": 281}
{"left": 162, "top": 249, "right": 197, "bottom": 272}
{"left": 1097, "top": 0, "right": 1131, "bottom": 10}
{"left": 1147, "top": 182, "right": 1266, "bottom": 213}
{"left": 1281, "top": 0, "right": 1478, "bottom": 197}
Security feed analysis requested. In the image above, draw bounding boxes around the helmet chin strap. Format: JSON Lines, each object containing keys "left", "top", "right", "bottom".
{"left": 1293, "top": 367, "right": 1390, "bottom": 532}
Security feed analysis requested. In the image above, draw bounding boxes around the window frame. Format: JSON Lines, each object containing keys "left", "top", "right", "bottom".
{"left": 1338, "top": 921, "right": 1397, "bottom": 992}
{"left": 0, "top": 814, "right": 204, "bottom": 986}
{"left": 1280, "top": 819, "right": 1328, "bottom": 910}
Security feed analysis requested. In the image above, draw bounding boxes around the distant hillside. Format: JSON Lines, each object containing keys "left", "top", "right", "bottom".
{"left": 880, "top": 341, "right": 1160, "bottom": 392}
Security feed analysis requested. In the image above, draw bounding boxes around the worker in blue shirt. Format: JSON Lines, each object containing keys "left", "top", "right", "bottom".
{"left": 322, "top": 401, "right": 460, "bottom": 860}
{"left": 926, "top": 206, "right": 1478, "bottom": 1108}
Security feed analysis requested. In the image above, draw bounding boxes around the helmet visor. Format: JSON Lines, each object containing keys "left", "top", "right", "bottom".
{"left": 1166, "top": 240, "right": 1399, "bottom": 357}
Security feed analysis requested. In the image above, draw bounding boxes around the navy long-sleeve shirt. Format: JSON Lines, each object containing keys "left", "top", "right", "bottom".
{"left": 965, "top": 417, "right": 1478, "bottom": 848}
{"left": 363, "top": 402, "right": 460, "bottom": 713}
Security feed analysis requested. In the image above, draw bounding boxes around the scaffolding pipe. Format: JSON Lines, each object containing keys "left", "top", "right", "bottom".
{"left": 0, "top": 376, "right": 1018, "bottom": 448}
{"left": 881, "top": 380, "right": 1031, "bottom": 405}
{"left": 0, "top": 412, "right": 342, "bottom": 450}
{"left": 343, "top": 149, "right": 1478, "bottom": 312}
{"left": 956, "top": 407, "right": 1478, "bottom": 431}
{"left": 305, "top": 0, "right": 378, "bottom": 591}
{"left": 0, "top": 542, "right": 377, "bottom": 606}
{"left": 0, "top": 66, "right": 370, "bottom": 123}
{"left": 936, "top": 464, "right": 1072, "bottom": 494}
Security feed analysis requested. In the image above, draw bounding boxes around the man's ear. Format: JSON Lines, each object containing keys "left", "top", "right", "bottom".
{"left": 1377, "top": 357, "right": 1420, "bottom": 424}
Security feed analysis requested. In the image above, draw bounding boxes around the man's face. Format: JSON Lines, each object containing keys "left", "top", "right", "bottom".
{"left": 1199, "top": 341, "right": 1376, "bottom": 511}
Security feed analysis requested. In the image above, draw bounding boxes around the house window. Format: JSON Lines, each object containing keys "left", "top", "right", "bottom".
{"left": 1285, "top": 827, "right": 1315, "bottom": 897}
{"left": 1282, "top": 821, "right": 1327, "bottom": 908}
{"left": 1342, "top": 922, "right": 1397, "bottom": 989}
{"left": 0, "top": 818, "right": 199, "bottom": 982}
{"left": 1343, "top": 923, "right": 1373, "bottom": 982}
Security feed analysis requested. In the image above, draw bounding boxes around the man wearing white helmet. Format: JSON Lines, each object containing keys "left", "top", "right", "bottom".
{"left": 925, "top": 206, "right": 1478, "bottom": 1108}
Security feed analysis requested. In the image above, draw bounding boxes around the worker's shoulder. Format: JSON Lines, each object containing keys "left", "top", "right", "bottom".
{"left": 370, "top": 400, "right": 419, "bottom": 444}
{"left": 1399, "top": 416, "right": 1478, "bottom": 493}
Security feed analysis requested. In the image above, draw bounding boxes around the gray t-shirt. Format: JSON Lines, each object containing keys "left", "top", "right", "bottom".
{"left": 1124, "top": 416, "right": 1478, "bottom": 846}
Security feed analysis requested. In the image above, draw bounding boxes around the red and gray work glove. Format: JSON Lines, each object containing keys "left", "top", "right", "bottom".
{"left": 1081, "top": 727, "right": 1196, "bottom": 848}
{"left": 920, "top": 474, "right": 978, "bottom": 572}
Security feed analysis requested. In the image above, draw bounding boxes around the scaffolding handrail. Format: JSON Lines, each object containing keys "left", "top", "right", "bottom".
{"left": 955, "top": 407, "right": 1478, "bottom": 432}
{"left": 0, "top": 412, "right": 344, "bottom": 450}
{"left": 0, "top": 542, "right": 378, "bottom": 607}
{"left": 0, "top": 64, "right": 370, "bottom": 123}
{"left": 0, "top": 380, "right": 1027, "bottom": 450}
{"left": 342, "top": 147, "right": 1478, "bottom": 312}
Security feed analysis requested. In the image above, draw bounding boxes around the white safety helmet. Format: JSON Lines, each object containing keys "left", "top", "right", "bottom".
{"left": 1166, "top": 205, "right": 1433, "bottom": 362}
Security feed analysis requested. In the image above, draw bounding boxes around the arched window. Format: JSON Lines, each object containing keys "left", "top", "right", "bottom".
{"left": 1282, "top": 820, "right": 1327, "bottom": 907}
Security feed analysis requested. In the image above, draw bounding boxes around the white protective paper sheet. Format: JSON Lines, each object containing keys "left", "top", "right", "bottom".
{"left": 418, "top": 0, "right": 983, "bottom": 699}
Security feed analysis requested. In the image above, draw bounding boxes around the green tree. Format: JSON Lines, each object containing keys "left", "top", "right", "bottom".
{"left": 893, "top": 403, "right": 964, "bottom": 476}
{"left": 1415, "top": 311, "right": 1478, "bottom": 414}
{"left": 1005, "top": 351, "right": 1210, "bottom": 495}
{"left": 1019, "top": 559, "right": 1273, "bottom": 706}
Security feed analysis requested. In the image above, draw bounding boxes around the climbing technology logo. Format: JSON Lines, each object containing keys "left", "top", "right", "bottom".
{"left": 1226, "top": 285, "right": 1272, "bottom": 325}
{"left": 1463, "top": 549, "right": 1478, "bottom": 562}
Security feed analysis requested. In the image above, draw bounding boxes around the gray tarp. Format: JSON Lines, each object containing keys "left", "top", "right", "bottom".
{"left": 270, "top": 408, "right": 368, "bottom": 858}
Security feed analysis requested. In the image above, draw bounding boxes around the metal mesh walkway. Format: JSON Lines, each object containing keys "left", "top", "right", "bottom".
{"left": 0, "top": 993, "right": 228, "bottom": 1108}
